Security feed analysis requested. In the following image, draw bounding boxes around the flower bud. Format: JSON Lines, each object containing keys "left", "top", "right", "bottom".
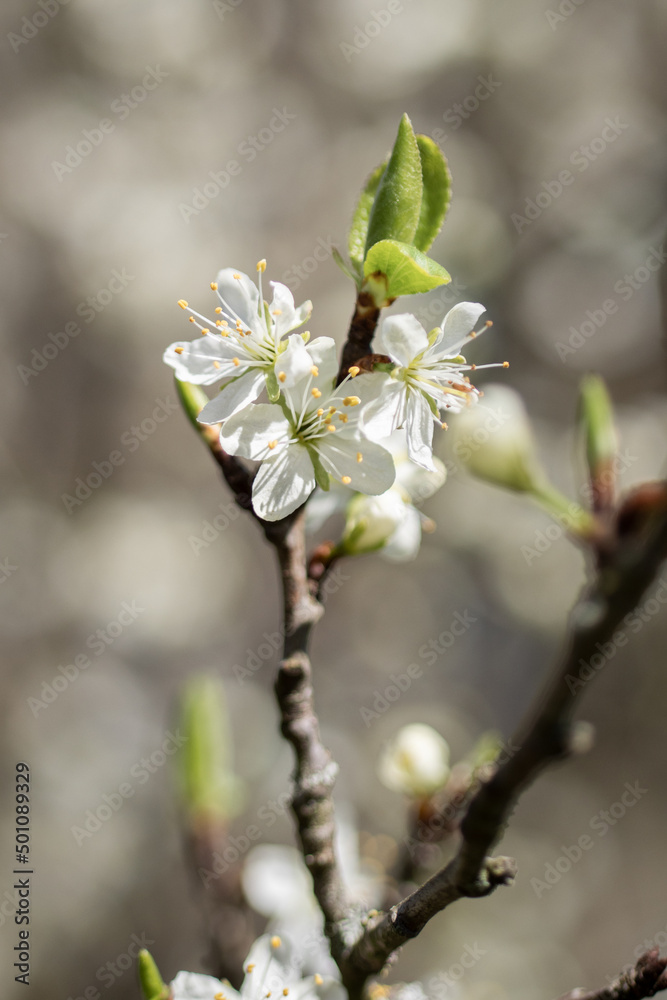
{"left": 179, "top": 675, "right": 244, "bottom": 828}
{"left": 579, "top": 374, "right": 617, "bottom": 510}
{"left": 138, "top": 949, "right": 169, "bottom": 1000}
{"left": 451, "top": 385, "right": 543, "bottom": 493}
{"left": 341, "top": 490, "right": 408, "bottom": 556}
{"left": 378, "top": 723, "right": 450, "bottom": 797}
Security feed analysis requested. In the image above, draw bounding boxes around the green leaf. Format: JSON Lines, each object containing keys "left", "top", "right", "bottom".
{"left": 265, "top": 368, "right": 280, "bottom": 403}
{"left": 348, "top": 161, "right": 386, "bottom": 271}
{"left": 365, "top": 114, "right": 423, "bottom": 255}
{"left": 138, "top": 950, "right": 169, "bottom": 1000}
{"left": 364, "top": 239, "right": 451, "bottom": 299}
{"left": 307, "top": 447, "right": 331, "bottom": 492}
{"left": 414, "top": 135, "right": 452, "bottom": 252}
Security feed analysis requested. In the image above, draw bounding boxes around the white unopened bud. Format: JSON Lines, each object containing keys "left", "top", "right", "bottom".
{"left": 378, "top": 723, "right": 450, "bottom": 797}
{"left": 341, "top": 490, "right": 408, "bottom": 555}
{"left": 451, "top": 385, "right": 542, "bottom": 493}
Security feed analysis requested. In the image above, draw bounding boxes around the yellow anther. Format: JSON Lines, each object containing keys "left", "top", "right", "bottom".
{"left": 233, "top": 357, "right": 240, "bottom": 367}
{"left": 503, "top": 361, "right": 510, "bottom": 368}
{"left": 348, "top": 366, "right": 360, "bottom": 377}
{"left": 327, "top": 424, "right": 336, "bottom": 432}
{"left": 356, "top": 452, "right": 363, "bottom": 463}
{"left": 246, "top": 964, "right": 255, "bottom": 973}
{"left": 257, "top": 259, "right": 267, "bottom": 273}
{"left": 272, "top": 309, "right": 283, "bottom": 316}
{"left": 210, "top": 282, "right": 218, "bottom": 290}
{"left": 174, "top": 346, "right": 184, "bottom": 355}
{"left": 316, "top": 408, "right": 324, "bottom": 416}
{"left": 177, "top": 299, "right": 188, "bottom": 309}
{"left": 343, "top": 396, "right": 361, "bottom": 407}
{"left": 338, "top": 414, "right": 348, "bottom": 423}
{"left": 328, "top": 406, "right": 336, "bottom": 414}
{"left": 311, "top": 366, "right": 319, "bottom": 376}
{"left": 485, "top": 320, "right": 493, "bottom": 328}
{"left": 324, "top": 416, "right": 332, "bottom": 424}
{"left": 201, "top": 329, "right": 210, "bottom": 335}
{"left": 270, "top": 936, "right": 282, "bottom": 949}
{"left": 470, "top": 364, "right": 476, "bottom": 370}
{"left": 268, "top": 440, "right": 278, "bottom": 450}
{"left": 441, "top": 422, "right": 448, "bottom": 430}
{"left": 314, "top": 975, "right": 323, "bottom": 986}
{"left": 283, "top": 991, "right": 289, "bottom": 997}
{"left": 311, "top": 388, "right": 322, "bottom": 398}
{"left": 341, "top": 476, "right": 352, "bottom": 484}
{"left": 189, "top": 315, "right": 195, "bottom": 323}
{"left": 233, "top": 272, "right": 242, "bottom": 279}
{"left": 215, "top": 306, "right": 223, "bottom": 313}
{"left": 278, "top": 372, "right": 287, "bottom": 383}
{"left": 213, "top": 361, "right": 221, "bottom": 369}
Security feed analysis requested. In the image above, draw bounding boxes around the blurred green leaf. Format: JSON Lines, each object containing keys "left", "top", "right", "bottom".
{"left": 348, "top": 160, "right": 386, "bottom": 273}
{"left": 365, "top": 114, "right": 423, "bottom": 255}
{"left": 175, "top": 379, "right": 209, "bottom": 429}
{"left": 413, "top": 135, "right": 452, "bottom": 252}
{"left": 364, "top": 239, "right": 451, "bottom": 299}
{"left": 579, "top": 374, "right": 617, "bottom": 480}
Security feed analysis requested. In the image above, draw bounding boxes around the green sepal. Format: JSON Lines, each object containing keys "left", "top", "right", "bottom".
{"left": 364, "top": 239, "right": 451, "bottom": 299}
{"left": 138, "top": 950, "right": 169, "bottom": 1000}
{"left": 364, "top": 114, "right": 423, "bottom": 255}
{"left": 349, "top": 161, "right": 386, "bottom": 271}
{"left": 413, "top": 136, "right": 452, "bottom": 252}
{"left": 307, "top": 447, "right": 331, "bottom": 492}
{"left": 333, "top": 245, "right": 361, "bottom": 285}
{"left": 579, "top": 374, "right": 617, "bottom": 478}
{"left": 425, "top": 393, "right": 440, "bottom": 419}
{"left": 301, "top": 330, "right": 310, "bottom": 343}
{"left": 265, "top": 368, "right": 281, "bottom": 403}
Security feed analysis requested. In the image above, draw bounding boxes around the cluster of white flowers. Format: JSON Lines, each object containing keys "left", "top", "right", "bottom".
{"left": 170, "top": 933, "right": 344, "bottom": 1000}
{"left": 164, "top": 262, "right": 504, "bottom": 522}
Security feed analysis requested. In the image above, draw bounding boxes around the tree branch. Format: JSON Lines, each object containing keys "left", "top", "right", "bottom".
{"left": 559, "top": 950, "right": 667, "bottom": 1000}
{"left": 341, "top": 488, "right": 667, "bottom": 988}
{"left": 337, "top": 291, "right": 381, "bottom": 383}
{"left": 269, "top": 509, "right": 349, "bottom": 933}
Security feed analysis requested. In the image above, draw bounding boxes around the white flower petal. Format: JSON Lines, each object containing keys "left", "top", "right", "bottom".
{"left": 269, "top": 280, "right": 312, "bottom": 338}
{"left": 378, "top": 723, "right": 450, "bottom": 797}
{"left": 215, "top": 267, "right": 263, "bottom": 334}
{"left": 163, "top": 336, "right": 249, "bottom": 385}
{"left": 382, "top": 504, "right": 423, "bottom": 561}
{"left": 395, "top": 454, "right": 447, "bottom": 503}
{"left": 376, "top": 313, "right": 429, "bottom": 368}
{"left": 431, "top": 301, "right": 486, "bottom": 358}
{"left": 252, "top": 445, "right": 316, "bottom": 520}
{"left": 197, "top": 371, "right": 266, "bottom": 424}
{"left": 170, "top": 970, "right": 233, "bottom": 1000}
{"left": 360, "top": 375, "right": 404, "bottom": 440}
{"left": 405, "top": 392, "right": 436, "bottom": 471}
{"left": 275, "top": 334, "right": 315, "bottom": 388}
{"left": 220, "top": 404, "right": 292, "bottom": 460}
{"left": 305, "top": 337, "right": 338, "bottom": 387}
{"left": 318, "top": 436, "right": 395, "bottom": 495}
{"left": 242, "top": 845, "right": 316, "bottom": 919}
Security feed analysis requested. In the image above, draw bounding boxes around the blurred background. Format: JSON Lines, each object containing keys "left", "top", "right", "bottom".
{"left": 1, "top": 0, "right": 667, "bottom": 996}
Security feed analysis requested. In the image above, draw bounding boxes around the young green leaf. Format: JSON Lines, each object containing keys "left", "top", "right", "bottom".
{"left": 413, "top": 135, "right": 452, "bottom": 252}
{"left": 364, "top": 239, "right": 451, "bottom": 299}
{"left": 333, "top": 245, "right": 362, "bottom": 284}
{"left": 138, "top": 950, "right": 169, "bottom": 1000}
{"left": 364, "top": 114, "right": 423, "bottom": 255}
{"left": 348, "top": 161, "right": 386, "bottom": 272}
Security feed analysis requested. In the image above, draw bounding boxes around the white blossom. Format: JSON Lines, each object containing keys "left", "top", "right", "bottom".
{"left": 218, "top": 339, "right": 395, "bottom": 521}
{"left": 170, "top": 933, "right": 343, "bottom": 1000}
{"left": 362, "top": 303, "right": 506, "bottom": 471}
{"left": 164, "top": 262, "right": 312, "bottom": 422}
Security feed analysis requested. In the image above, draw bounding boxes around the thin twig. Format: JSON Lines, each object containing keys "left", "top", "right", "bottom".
{"left": 340, "top": 492, "right": 667, "bottom": 991}
{"left": 558, "top": 949, "right": 667, "bottom": 1000}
